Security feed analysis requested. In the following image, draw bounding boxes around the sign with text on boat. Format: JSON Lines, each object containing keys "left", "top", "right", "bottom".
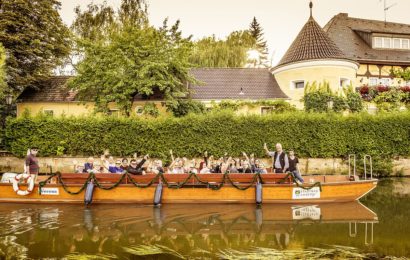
{"left": 292, "top": 187, "right": 321, "bottom": 199}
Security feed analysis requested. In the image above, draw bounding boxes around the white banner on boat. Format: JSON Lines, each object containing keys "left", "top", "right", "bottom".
{"left": 40, "top": 188, "right": 59, "bottom": 195}
{"left": 292, "top": 187, "right": 320, "bottom": 199}
{"left": 292, "top": 205, "right": 321, "bottom": 220}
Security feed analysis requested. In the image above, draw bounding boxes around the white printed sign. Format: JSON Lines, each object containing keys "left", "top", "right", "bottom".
{"left": 40, "top": 188, "right": 60, "bottom": 195}
{"left": 292, "top": 187, "right": 321, "bottom": 199}
{"left": 292, "top": 205, "right": 321, "bottom": 220}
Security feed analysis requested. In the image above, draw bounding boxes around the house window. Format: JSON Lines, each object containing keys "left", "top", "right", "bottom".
{"left": 374, "top": 37, "right": 382, "bottom": 48}
{"left": 260, "top": 107, "right": 273, "bottom": 115}
{"left": 383, "top": 38, "right": 391, "bottom": 48}
{"left": 393, "top": 38, "right": 401, "bottom": 49}
{"left": 402, "top": 39, "right": 409, "bottom": 49}
{"left": 340, "top": 78, "right": 350, "bottom": 87}
{"left": 380, "top": 78, "right": 391, "bottom": 86}
{"left": 369, "top": 77, "right": 379, "bottom": 86}
{"left": 43, "top": 109, "right": 54, "bottom": 116}
{"left": 135, "top": 106, "right": 143, "bottom": 115}
{"left": 374, "top": 37, "right": 410, "bottom": 49}
{"left": 108, "top": 109, "right": 120, "bottom": 117}
{"left": 291, "top": 80, "right": 305, "bottom": 89}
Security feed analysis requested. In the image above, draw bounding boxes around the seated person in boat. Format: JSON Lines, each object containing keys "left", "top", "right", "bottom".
{"left": 148, "top": 159, "right": 165, "bottom": 174}
{"left": 287, "top": 150, "right": 304, "bottom": 183}
{"left": 168, "top": 150, "right": 184, "bottom": 174}
{"left": 253, "top": 159, "right": 268, "bottom": 174}
{"left": 120, "top": 158, "right": 129, "bottom": 171}
{"left": 109, "top": 159, "right": 124, "bottom": 174}
{"left": 72, "top": 160, "right": 84, "bottom": 173}
{"left": 200, "top": 151, "right": 211, "bottom": 173}
{"left": 127, "top": 155, "right": 148, "bottom": 175}
{"left": 83, "top": 157, "right": 95, "bottom": 173}
{"left": 264, "top": 143, "right": 289, "bottom": 173}
{"left": 221, "top": 157, "right": 239, "bottom": 173}
{"left": 184, "top": 159, "right": 198, "bottom": 174}
{"left": 240, "top": 159, "right": 253, "bottom": 173}
{"left": 102, "top": 155, "right": 115, "bottom": 172}
{"left": 242, "top": 152, "right": 267, "bottom": 173}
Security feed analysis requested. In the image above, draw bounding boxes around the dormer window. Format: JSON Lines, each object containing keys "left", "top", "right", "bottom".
{"left": 373, "top": 36, "right": 410, "bottom": 50}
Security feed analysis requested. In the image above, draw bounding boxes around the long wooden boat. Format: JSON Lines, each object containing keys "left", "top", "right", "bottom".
{"left": 0, "top": 172, "right": 378, "bottom": 204}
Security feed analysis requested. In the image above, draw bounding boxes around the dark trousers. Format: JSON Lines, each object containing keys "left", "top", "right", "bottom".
{"left": 274, "top": 168, "right": 284, "bottom": 173}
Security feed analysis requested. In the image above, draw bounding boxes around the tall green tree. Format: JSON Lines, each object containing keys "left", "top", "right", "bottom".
{"left": 249, "top": 17, "right": 269, "bottom": 67}
{"left": 0, "top": 0, "right": 71, "bottom": 93}
{"left": 70, "top": 1, "right": 195, "bottom": 115}
{"left": 0, "top": 44, "right": 6, "bottom": 98}
{"left": 189, "top": 30, "right": 255, "bottom": 67}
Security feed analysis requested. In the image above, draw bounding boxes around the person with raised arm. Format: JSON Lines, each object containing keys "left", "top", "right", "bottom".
{"left": 264, "top": 143, "right": 289, "bottom": 173}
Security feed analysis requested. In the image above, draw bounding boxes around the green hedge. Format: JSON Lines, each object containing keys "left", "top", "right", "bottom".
{"left": 5, "top": 111, "right": 410, "bottom": 159}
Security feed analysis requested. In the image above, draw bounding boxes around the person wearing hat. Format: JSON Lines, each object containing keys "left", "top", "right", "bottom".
{"left": 25, "top": 146, "right": 40, "bottom": 175}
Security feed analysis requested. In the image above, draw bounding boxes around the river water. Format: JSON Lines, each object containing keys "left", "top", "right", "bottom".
{"left": 0, "top": 178, "right": 409, "bottom": 259}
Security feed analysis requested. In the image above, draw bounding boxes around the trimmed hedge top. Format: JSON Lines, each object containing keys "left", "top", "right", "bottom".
{"left": 5, "top": 111, "right": 410, "bottom": 159}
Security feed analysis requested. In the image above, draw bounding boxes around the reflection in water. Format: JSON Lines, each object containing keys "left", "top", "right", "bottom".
{"left": 0, "top": 179, "right": 409, "bottom": 259}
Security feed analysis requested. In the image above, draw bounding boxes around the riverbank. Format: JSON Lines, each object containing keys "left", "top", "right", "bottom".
{"left": 1, "top": 156, "right": 409, "bottom": 176}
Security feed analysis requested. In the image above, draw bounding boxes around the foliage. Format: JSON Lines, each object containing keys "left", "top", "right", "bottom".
{"left": 392, "top": 67, "right": 410, "bottom": 81}
{"left": 346, "top": 92, "right": 363, "bottom": 112}
{"left": 5, "top": 111, "right": 410, "bottom": 160}
{"left": 189, "top": 31, "right": 255, "bottom": 68}
{"left": 166, "top": 99, "right": 207, "bottom": 117}
{"left": 213, "top": 100, "right": 296, "bottom": 113}
{"left": 70, "top": 17, "right": 195, "bottom": 115}
{"left": 303, "top": 81, "right": 362, "bottom": 113}
{"left": 248, "top": 17, "right": 269, "bottom": 67}
{"left": 331, "top": 95, "right": 348, "bottom": 113}
{"left": 0, "top": 0, "right": 71, "bottom": 93}
{"left": 373, "top": 89, "right": 403, "bottom": 112}
{"left": 71, "top": 0, "right": 149, "bottom": 41}
{"left": 0, "top": 44, "right": 6, "bottom": 98}
{"left": 303, "top": 81, "right": 332, "bottom": 113}
{"left": 141, "top": 102, "right": 160, "bottom": 118}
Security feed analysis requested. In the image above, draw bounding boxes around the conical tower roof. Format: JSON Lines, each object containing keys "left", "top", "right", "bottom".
{"left": 276, "top": 4, "right": 350, "bottom": 68}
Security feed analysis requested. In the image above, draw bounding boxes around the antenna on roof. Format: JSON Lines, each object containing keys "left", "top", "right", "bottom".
{"left": 380, "top": 0, "right": 397, "bottom": 24}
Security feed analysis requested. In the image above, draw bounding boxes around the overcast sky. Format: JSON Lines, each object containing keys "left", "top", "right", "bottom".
{"left": 59, "top": 0, "right": 410, "bottom": 66}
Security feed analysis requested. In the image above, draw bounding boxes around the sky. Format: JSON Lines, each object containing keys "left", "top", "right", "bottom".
{"left": 59, "top": 0, "right": 410, "bottom": 66}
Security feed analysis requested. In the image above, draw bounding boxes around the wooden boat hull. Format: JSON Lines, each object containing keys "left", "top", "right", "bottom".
{"left": 0, "top": 173, "right": 378, "bottom": 204}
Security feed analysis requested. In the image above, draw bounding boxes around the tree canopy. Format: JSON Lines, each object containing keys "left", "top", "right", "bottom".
{"left": 0, "top": 44, "right": 6, "bottom": 99}
{"left": 70, "top": 1, "right": 195, "bottom": 115}
{"left": 0, "top": 0, "right": 71, "bottom": 94}
{"left": 189, "top": 30, "right": 255, "bottom": 68}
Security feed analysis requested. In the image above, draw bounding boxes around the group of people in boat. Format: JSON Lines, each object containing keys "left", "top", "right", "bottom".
{"left": 24, "top": 143, "right": 304, "bottom": 183}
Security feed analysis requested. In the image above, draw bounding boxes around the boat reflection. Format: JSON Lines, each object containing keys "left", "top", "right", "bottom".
{"left": 0, "top": 202, "right": 378, "bottom": 257}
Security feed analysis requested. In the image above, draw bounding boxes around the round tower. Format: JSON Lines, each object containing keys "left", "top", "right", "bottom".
{"left": 272, "top": 1, "right": 358, "bottom": 107}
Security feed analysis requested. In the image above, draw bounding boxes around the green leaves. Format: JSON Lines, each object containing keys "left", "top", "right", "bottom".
{"left": 70, "top": 22, "right": 194, "bottom": 115}
{"left": 5, "top": 112, "right": 410, "bottom": 159}
{"left": 0, "top": 0, "right": 71, "bottom": 93}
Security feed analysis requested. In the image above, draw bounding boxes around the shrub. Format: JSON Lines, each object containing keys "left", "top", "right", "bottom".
{"left": 332, "top": 95, "right": 348, "bottom": 113}
{"left": 5, "top": 112, "right": 410, "bottom": 160}
{"left": 142, "top": 102, "right": 160, "bottom": 118}
{"left": 346, "top": 92, "right": 363, "bottom": 112}
{"left": 166, "top": 99, "right": 207, "bottom": 117}
{"left": 373, "top": 89, "right": 403, "bottom": 112}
